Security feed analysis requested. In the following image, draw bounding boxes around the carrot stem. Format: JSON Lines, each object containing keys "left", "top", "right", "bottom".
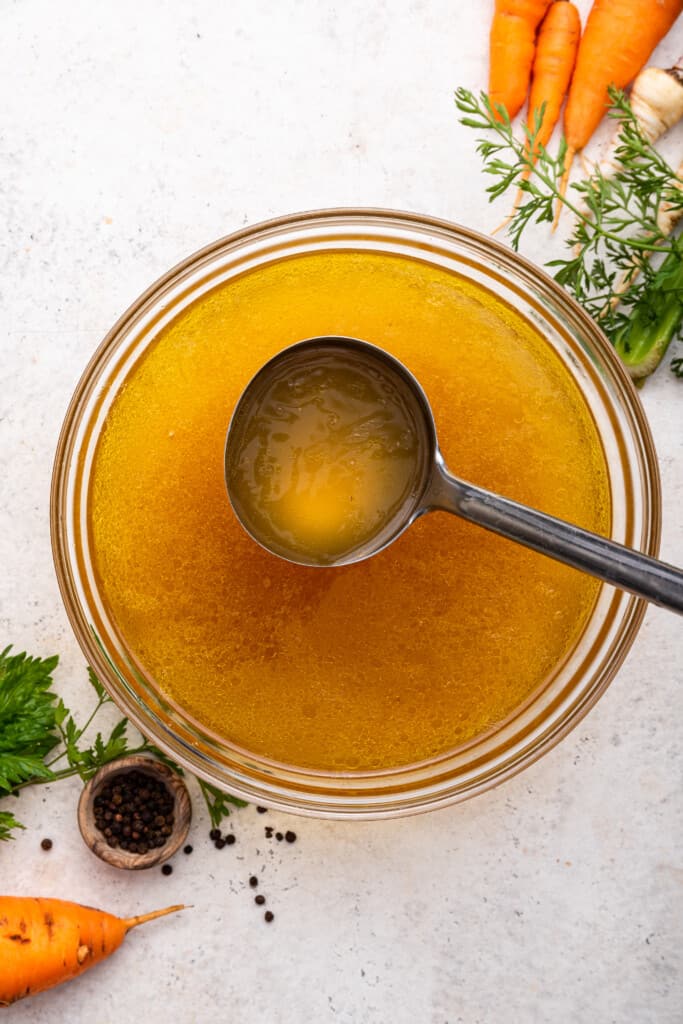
{"left": 553, "top": 146, "right": 575, "bottom": 229}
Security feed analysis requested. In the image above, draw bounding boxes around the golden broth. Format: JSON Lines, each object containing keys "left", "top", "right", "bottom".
{"left": 89, "top": 251, "right": 610, "bottom": 771}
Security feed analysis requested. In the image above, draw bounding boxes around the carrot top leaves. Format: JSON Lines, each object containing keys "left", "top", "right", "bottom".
{"left": 455, "top": 86, "right": 683, "bottom": 381}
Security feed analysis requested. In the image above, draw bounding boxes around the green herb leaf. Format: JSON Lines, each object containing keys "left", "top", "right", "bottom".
{"left": 0, "top": 649, "right": 61, "bottom": 797}
{"left": 0, "top": 754, "right": 55, "bottom": 793}
{"left": 198, "top": 778, "right": 248, "bottom": 830}
{"left": 87, "top": 666, "right": 108, "bottom": 702}
{"left": 0, "top": 810, "right": 24, "bottom": 842}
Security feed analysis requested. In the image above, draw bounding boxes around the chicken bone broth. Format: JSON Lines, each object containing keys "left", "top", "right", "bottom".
{"left": 226, "top": 344, "right": 428, "bottom": 565}
{"left": 89, "top": 250, "right": 610, "bottom": 772}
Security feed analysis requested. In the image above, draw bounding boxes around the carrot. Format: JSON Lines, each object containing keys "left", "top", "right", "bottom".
{"left": 489, "top": 0, "right": 554, "bottom": 120}
{"left": 528, "top": 1, "right": 581, "bottom": 151}
{"left": 557, "top": 0, "right": 683, "bottom": 218}
{"left": 0, "top": 896, "right": 185, "bottom": 1006}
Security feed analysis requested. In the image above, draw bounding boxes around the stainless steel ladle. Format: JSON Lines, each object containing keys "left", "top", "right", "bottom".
{"left": 225, "top": 336, "right": 683, "bottom": 615}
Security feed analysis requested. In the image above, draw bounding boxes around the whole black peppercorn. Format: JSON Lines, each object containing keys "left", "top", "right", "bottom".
{"left": 256, "top": 806, "right": 268, "bottom": 814}
{"left": 285, "top": 831, "right": 297, "bottom": 844}
{"left": 183, "top": 845, "right": 193, "bottom": 855}
{"left": 249, "top": 875, "right": 258, "bottom": 888}
{"left": 255, "top": 895, "right": 266, "bottom": 906}
{"left": 264, "top": 911, "right": 274, "bottom": 923}
{"left": 275, "top": 832, "right": 283, "bottom": 841}
{"left": 161, "top": 863, "right": 173, "bottom": 876}
{"left": 215, "top": 837, "right": 226, "bottom": 849}
{"left": 40, "top": 838, "right": 53, "bottom": 851}
{"left": 209, "top": 828, "right": 221, "bottom": 841}
{"left": 225, "top": 834, "right": 236, "bottom": 846}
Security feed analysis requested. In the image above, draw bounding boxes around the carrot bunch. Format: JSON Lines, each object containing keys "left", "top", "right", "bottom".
{"left": 488, "top": 0, "right": 683, "bottom": 189}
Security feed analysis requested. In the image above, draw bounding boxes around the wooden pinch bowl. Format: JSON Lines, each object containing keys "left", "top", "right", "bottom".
{"left": 78, "top": 755, "right": 191, "bottom": 870}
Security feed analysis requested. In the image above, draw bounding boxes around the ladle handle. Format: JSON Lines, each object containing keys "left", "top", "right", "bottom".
{"left": 426, "top": 466, "right": 683, "bottom": 615}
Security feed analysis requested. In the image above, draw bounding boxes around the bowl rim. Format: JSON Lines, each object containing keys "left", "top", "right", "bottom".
{"left": 51, "top": 207, "right": 662, "bottom": 819}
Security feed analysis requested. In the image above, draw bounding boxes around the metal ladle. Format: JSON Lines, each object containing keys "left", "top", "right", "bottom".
{"left": 225, "top": 336, "right": 683, "bottom": 615}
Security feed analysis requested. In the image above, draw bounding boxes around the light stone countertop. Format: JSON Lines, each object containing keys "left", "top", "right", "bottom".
{"left": 1, "top": 2, "right": 681, "bottom": 1022}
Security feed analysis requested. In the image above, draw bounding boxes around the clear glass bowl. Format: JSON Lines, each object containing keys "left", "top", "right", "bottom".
{"left": 51, "top": 209, "right": 661, "bottom": 819}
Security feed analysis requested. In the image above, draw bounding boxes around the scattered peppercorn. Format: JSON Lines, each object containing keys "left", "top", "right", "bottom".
{"left": 226, "top": 833, "right": 236, "bottom": 846}
{"left": 255, "top": 895, "right": 266, "bottom": 906}
{"left": 93, "top": 770, "right": 175, "bottom": 854}
{"left": 256, "top": 806, "right": 268, "bottom": 814}
{"left": 275, "top": 832, "right": 283, "bottom": 841}
{"left": 40, "top": 838, "right": 53, "bottom": 851}
{"left": 209, "top": 828, "right": 221, "bottom": 841}
{"left": 249, "top": 875, "right": 258, "bottom": 888}
{"left": 183, "top": 844, "right": 193, "bottom": 855}
{"left": 265, "top": 826, "right": 274, "bottom": 838}
{"left": 161, "top": 864, "right": 173, "bottom": 876}
{"left": 285, "top": 831, "right": 297, "bottom": 844}
{"left": 215, "top": 837, "right": 226, "bottom": 849}
{"left": 264, "top": 911, "right": 274, "bottom": 923}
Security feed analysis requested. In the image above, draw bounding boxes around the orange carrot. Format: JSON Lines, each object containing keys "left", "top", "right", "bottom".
{"left": 0, "top": 897, "right": 185, "bottom": 1006}
{"left": 489, "top": 0, "right": 554, "bottom": 120}
{"left": 528, "top": 0, "right": 581, "bottom": 151}
{"left": 558, "top": 0, "right": 683, "bottom": 210}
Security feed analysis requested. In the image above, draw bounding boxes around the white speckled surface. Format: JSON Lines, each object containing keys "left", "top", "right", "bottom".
{"left": 1, "top": 2, "right": 681, "bottom": 1021}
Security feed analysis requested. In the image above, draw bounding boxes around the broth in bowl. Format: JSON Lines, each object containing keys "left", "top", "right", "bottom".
{"left": 89, "top": 249, "right": 609, "bottom": 772}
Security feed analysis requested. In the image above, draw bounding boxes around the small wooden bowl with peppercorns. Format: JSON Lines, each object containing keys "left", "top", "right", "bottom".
{"left": 77, "top": 755, "right": 191, "bottom": 870}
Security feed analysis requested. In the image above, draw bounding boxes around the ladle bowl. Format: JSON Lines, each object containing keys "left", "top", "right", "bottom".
{"left": 225, "top": 336, "right": 683, "bottom": 614}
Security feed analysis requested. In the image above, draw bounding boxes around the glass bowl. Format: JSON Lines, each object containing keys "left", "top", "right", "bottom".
{"left": 51, "top": 209, "right": 661, "bottom": 819}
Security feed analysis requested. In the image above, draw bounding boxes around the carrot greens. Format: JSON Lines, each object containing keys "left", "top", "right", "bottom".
{"left": 455, "top": 86, "right": 683, "bottom": 381}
